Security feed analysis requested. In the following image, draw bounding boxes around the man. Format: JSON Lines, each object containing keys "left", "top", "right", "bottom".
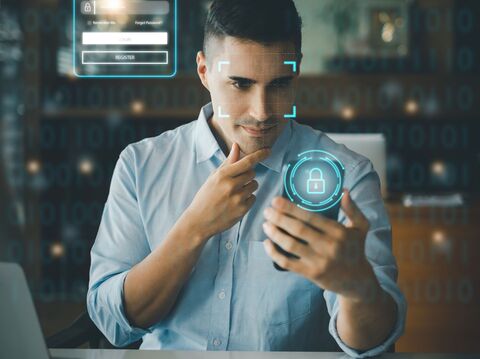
{"left": 87, "top": 0, "right": 407, "bottom": 357}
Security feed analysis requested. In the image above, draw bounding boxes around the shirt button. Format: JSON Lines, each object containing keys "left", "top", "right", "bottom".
{"left": 218, "top": 290, "right": 226, "bottom": 300}
{"left": 225, "top": 242, "right": 233, "bottom": 250}
{"left": 213, "top": 338, "right": 221, "bottom": 346}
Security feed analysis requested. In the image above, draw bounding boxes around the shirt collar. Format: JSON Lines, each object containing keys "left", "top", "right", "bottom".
{"left": 260, "top": 119, "right": 292, "bottom": 173}
{"left": 194, "top": 102, "right": 293, "bottom": 173}
{"left": 195, "top": 103, "right": 222, "bottom": 164}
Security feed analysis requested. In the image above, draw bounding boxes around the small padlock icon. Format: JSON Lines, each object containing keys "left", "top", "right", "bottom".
{"left": 307, "top": 168, "right": 325, "bottom": 194}
{"left": 83, "top": 1, "right": 92, "bottom": 14}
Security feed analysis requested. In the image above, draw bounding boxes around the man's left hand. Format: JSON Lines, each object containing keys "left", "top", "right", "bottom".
{"left": 262, "top": 189, "right": 381, "bottom": 302}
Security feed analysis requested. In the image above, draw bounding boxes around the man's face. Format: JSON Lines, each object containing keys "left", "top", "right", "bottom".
{"left": 197, "top": 37, "right": 300, "bottom": 155}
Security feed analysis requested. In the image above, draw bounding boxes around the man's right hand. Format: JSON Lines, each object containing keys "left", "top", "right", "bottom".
{"left": 185, "top": 143, "right": 270, "bottom": 241}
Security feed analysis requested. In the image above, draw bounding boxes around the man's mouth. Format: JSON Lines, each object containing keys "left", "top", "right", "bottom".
{"left": 241, "top": 125, "right": 277, "bottom": 137}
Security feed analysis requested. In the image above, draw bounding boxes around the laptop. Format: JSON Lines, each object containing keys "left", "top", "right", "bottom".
{"left": 0, "top": 262, "right": 69, "bottom": 359}
{"left": 327, "top": 133, "right": 388, "bottom": 197}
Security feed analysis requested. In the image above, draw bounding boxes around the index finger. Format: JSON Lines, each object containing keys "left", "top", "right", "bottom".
{"left": 341, "top": 189, "right": 369, "bottom": 232}
{"left": 225, "top": 148, "right": 271, "bottom": 176}
{"left": 270, "top": 196, "right": 344, "bottom": 237}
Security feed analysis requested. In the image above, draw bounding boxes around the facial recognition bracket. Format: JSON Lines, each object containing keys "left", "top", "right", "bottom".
{"left": 218, "top": 60, "right": 230, "bottom": 72}
{"left": 284, "top": 60, "right": 297, "bottom": 73}
{"left": 284, "top": 105, "right": 297, "bottom": 119}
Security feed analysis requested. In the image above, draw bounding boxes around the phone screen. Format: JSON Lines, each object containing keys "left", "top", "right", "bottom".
{"left": 273, "top": 156, "right": 345, "bottom": 271}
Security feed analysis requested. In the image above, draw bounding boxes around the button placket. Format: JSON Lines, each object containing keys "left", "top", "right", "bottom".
{"left": 206, "top": 223, "right": 240, "bottom": 350}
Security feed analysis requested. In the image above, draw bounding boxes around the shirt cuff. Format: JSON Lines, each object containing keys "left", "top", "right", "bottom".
{"left": 88, "top": 270, "right": 152, "bottom": 346}
{"left": 327, "top": 269, "right": 407, "bottom": 358}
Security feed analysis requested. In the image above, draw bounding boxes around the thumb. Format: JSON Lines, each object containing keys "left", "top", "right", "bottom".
{"left": 226, "top": 142, "right": 240, "bottom": 164}
{"left": 341, "top": 189, "right": 368, "bottom": 231}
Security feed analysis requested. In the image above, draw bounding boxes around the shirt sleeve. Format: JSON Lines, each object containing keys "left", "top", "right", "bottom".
{"left": 323, "top": 159, "right": 407, "bottom": 358}
{"left": 87, "top": 145, "right": 153, "bottom": 347}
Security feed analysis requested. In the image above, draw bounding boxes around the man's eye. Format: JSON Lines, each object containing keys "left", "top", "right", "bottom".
{"left": 232, "top": 81, "right": 251, "bottom": 90}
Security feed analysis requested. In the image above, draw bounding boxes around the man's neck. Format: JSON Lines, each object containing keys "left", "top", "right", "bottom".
{"left": 207, "top": 115, "right": 233, "bottom": 157}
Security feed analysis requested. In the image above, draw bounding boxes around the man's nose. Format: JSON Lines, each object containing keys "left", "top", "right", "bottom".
{"left": 249, "top": 88, "right": 271, "bottom": 122}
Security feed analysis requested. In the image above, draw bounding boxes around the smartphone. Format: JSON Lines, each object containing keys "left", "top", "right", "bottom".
{"left": 273, "top": 159, "right": 345, "bottom": 271}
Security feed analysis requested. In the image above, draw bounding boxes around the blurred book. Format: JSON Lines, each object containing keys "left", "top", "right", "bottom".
{"left": 402, "top": 193, "right": 464, "bottom": 207}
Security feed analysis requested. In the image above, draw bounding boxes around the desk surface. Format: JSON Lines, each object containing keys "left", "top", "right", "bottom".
{"left": 50, "top": 349, "right": 480, "bottom": 359}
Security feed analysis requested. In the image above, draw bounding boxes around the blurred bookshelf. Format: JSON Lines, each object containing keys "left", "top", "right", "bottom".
{"left": 40, "top": 74, "right": 480, "bottom": 120}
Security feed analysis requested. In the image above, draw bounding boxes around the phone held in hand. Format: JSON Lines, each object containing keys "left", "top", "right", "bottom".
{"left": 272, "top": 151, "right": 345, "bottom": 271}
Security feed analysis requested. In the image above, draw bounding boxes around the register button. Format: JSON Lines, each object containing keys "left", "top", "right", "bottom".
{"left": 82, "top": 51, "right": 168, "bottom": 65}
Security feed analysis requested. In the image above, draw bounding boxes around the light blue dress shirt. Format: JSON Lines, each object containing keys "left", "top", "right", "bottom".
{"left": 87, "top": 103, "right": 407, "bottom": 358}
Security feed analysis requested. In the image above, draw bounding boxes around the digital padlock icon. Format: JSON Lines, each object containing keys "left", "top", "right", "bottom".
{"left": 307, "top": 168, "right": 325, "bottom": 194}
{"left": 82, "top": 1, "right": 92, "bottom": 14}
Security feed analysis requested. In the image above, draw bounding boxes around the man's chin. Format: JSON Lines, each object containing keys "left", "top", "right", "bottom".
{"left": 237, "top": 139, "right": 274, "bottom": 155}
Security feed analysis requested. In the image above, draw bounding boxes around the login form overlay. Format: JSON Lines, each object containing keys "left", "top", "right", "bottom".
{"left": 73, "top": 0, "right": 177, "bottom": 78}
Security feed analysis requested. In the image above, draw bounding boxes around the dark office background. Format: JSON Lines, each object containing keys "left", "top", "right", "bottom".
{"left": 0, "top": 0, "right": 479, "bottom": 353}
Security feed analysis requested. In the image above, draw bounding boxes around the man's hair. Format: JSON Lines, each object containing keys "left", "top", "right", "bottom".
{"left": 203, "top": 0, "right": 302, "bottom": 60}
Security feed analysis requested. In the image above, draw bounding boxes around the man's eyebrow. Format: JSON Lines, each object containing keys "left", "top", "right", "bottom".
{"left": 268, "top": 76, "right": 295, "bottom": 85}
{"left": 227, "top": 76, "right": 295, "bottom": 84}
{"left": 228, "top": 76, "right": 256, "bottom": 83}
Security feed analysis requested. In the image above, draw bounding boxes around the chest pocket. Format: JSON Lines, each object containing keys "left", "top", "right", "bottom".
{"left": 246, "top": 240, "right": 312, "bottom": 327}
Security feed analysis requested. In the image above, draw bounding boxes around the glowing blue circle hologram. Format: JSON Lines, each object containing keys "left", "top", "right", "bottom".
{"left": 283, "top": 150, "right": 345, "bottom": 213}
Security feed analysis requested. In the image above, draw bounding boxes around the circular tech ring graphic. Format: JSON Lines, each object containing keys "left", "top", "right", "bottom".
{"left": 283, "top": 150, "right": 345, "bottom": 213}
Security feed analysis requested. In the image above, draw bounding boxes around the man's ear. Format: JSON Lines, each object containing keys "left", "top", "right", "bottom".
{"left": 196, "top": 51, "right": 210, "bottom": 91}
{"left": 296, "top": 53, "right": 304, "bottom": 77}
